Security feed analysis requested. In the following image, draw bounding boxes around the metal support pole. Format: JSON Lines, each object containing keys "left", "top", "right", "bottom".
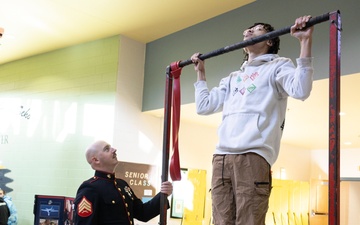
{"left": 328, "top": 10, "right": 341, "bottom": 225}
{"left": 159, "top": 66, "right": 172, "bottom": 225}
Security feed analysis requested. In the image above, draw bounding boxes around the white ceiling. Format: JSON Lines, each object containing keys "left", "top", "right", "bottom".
{"left": 0, "top": 0, "right": 359, "bottom": 150}
{"left": 0, "top": 0, "right": 253, "bottom": 64}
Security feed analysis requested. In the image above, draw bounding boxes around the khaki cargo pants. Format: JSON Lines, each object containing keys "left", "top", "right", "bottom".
{"left": 211, "top": 153, "right": 272, "bottom": 225}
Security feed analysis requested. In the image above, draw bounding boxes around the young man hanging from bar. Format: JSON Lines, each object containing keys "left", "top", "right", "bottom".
{"left": 190, "top": 15, "right": 314, "bottom": 225}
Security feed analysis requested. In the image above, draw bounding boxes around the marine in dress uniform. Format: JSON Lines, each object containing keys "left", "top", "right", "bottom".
{"left": 74, "top": 170, "right": 166, "bottom": 225}
{"left": 74, "top": 140, "right": 172, "bottom": 225}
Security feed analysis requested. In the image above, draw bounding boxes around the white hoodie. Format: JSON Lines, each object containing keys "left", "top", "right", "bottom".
{"left": 194, "top": 54, "right": 313, "bottom": 165}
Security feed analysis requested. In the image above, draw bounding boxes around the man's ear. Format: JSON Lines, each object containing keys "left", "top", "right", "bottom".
{"left": 91, "top": 156, "right": 99, "bottom": 164}
{"left": 267, "top": 40, "right": 273, "bottom": 47}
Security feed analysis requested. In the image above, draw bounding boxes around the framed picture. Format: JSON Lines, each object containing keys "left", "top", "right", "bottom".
{"left": 39, "top": 218, "right": 59, "bottom": 225}
{"left": 170, "top": 168, "right": 188, "bottom": 219}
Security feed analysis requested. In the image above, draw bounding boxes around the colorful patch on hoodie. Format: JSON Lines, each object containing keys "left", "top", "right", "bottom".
{"left": 234, "top": 71, "right": 260, "bottom": 96}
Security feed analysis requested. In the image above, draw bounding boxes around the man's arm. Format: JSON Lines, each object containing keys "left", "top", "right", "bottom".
{"left": 290, "top": 15, "right": 314, "bottom": 58}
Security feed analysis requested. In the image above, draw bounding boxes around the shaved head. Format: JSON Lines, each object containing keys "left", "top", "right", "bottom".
{"left": 85, "top": 140, "right": 107, "bottom": 164}
{"left": 85, "top": 140, "right": 118, "bottom": 172}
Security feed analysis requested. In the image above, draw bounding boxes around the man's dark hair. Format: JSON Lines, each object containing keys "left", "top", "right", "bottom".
{"left": 243, "top": 22, "right": 280, "bottom": 61}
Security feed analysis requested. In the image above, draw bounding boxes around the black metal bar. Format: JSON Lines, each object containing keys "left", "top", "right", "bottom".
{"left": 159, "top": 66, "right": 172, "bottom": 225}
{"left": 328, "top": 10, "right": 341, "bottom": 225}
{"left": 178, "top": 12, "right": 331, "bottom": 68}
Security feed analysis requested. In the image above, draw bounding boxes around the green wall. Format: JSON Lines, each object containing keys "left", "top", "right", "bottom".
{"left": 0, "top": 35, "right": 120, "bottom": 224}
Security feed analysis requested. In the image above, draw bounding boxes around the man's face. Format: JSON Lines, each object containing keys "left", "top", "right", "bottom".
{"left": 94, "top": 141, "right": 118, "bottom": 168}
{"left": 243, "top": 24, "right": 267, "bottom": 40}
{"left": 0, "top": 190, "right": 4, "bottom": 197}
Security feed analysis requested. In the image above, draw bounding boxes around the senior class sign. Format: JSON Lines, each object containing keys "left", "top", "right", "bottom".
{"left": 115, "top": 161, "right": 158, "bottom": 202}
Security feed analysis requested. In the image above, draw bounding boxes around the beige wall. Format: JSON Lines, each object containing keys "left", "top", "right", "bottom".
{"left": 310, "top": 148, "right": 360, "bottom": 179}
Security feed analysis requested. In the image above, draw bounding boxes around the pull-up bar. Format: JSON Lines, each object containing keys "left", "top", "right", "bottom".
{"left": 177, "top": 12, "right": 330, "bottom": 68}
{"left": 160, "top": 10, "right": 341, "bottom": 225}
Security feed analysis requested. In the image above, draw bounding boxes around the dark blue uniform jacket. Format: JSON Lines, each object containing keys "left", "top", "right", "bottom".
{"left": 74, "top": 170, "right": 168, "bottom": 225}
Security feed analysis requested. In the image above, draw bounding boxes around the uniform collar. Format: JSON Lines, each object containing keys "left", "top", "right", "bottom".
{"left": 94, "top": 170, "right": 115, "bottom": 180}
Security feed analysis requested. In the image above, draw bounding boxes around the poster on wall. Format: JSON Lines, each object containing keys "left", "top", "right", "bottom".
{"left": 34, "top": 195, "right": 75, "bottom": 225}
{"left": 170, "top": 168, "right": 207, "bottom": 222}
{"left": 114, "top": 161, "right": 158, "bottom": 202}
